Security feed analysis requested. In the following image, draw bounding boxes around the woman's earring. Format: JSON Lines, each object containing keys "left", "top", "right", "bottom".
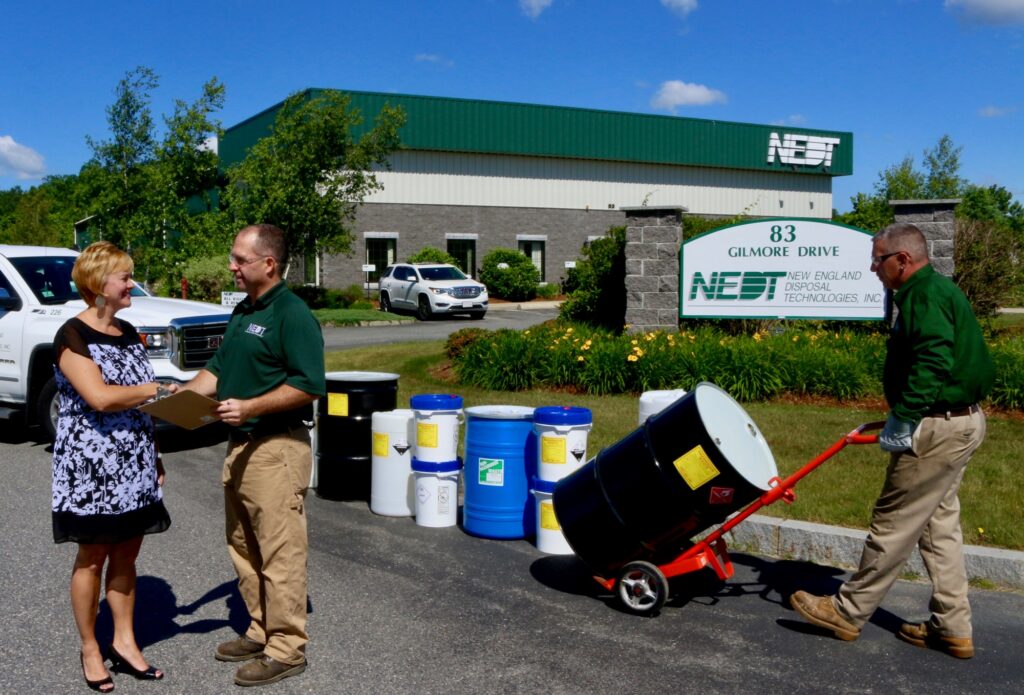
{"left": 95, "top": 295, "right": 106, "bottom": 309}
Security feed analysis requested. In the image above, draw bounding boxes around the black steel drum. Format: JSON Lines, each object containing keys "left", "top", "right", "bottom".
{"left": 553, "top": 382, "right": 778, "bottom": 577}
{"left": 316, "top": 371, "right": 399, "bottom": 501}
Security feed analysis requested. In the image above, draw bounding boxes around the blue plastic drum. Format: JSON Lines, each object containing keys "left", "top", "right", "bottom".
{"left": 462, "top": 405, "right": 536, "bottom": 539}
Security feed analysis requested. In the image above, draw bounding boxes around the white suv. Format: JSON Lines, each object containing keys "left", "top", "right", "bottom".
{"left": 379, "top": 263, "right": 488, "bottom": 320}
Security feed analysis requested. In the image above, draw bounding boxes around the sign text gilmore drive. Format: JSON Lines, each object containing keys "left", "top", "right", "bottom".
{"left": 679, "top": 219, "right": 885, "bottom": 320}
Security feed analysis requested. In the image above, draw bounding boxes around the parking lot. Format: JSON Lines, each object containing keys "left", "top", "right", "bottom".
{"left": 2, "top": 421, "right": 1022, "bottom": 695}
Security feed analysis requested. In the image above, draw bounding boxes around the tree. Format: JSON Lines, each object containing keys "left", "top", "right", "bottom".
{"left": 223, "top": 90, "right": 405, "bottom": 270}
{"left": 82, "top": 67, "right": 226, "bottom": 280}
{"left": 958, "top": 184, "right": 1024, "bottom": 234}
{"left": 0, "top": 187, "right": 64, "bottom": 246}
{"left": 923, "top": 134, "right": 966, "bottom": 199}
{"left": 559, "top": 226, "right": 627, "bottom": 331}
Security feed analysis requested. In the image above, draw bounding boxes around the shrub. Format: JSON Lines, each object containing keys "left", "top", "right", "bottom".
{"left": 180, "top": 256, "right": 234, "bottom": 303}
{"left": 445, "top": 327, "right": 489, "bottom": 360}
{"left": 407, "top": 246, "right": 459, "bottom": 266}
{"left": 290, "top": 284, "right": 328, "bottom": 308}
{"left": 559, "top": 226, "right": 626, "bottom": 332}
{"left": 954, "top": 218, "right": 1023, "bottom": 318}
{"left": 479, "top": 248, "right": 539, "bottom": 301}
{"left": 456, "top": 329, "right": 540, "bottom": 390}
{"left": 989, "top": 339, "right": 1024, "bottom": 409}
{"left": 536, "top": 283, "right": 560, "bottom": 300}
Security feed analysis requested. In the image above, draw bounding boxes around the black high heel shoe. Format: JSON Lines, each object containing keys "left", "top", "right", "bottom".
{"left": 80, "top": 651, "right": 115, "bottom": 692}
{"left": 108, "top": 645, "right": 164, "bottom": 680}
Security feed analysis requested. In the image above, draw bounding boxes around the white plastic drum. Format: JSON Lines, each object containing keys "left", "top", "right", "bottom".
{"left": 534, "top": 406, "right": 593, "bottom": 483}
{"left": 411, "top": 394, "right": 464, "bottom": 463}
{"left": 370, "top": 409, "right": 416, "bottom": 517}
{"left": 532, "top": 479, "right": 573, "bottom": 555}
{"left": 412, "top": 458, "right": 461, "bottom": 528}
{"left": 638, "top": 389, "right": 687, "bottom": 424}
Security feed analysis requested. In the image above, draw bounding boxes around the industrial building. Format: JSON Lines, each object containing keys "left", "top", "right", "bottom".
{"left": 219, "top": 90, "right": 853, "bottom": 289}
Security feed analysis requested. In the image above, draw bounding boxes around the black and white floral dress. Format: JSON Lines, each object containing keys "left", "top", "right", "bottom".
{"left": 51, "top": 317, "right": 171, "bottom": 544}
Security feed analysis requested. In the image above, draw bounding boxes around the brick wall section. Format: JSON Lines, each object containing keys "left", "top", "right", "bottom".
{"left": 889, "top": 199, "right": 960, "bottom": 278}
{"left": 320, "top": 202, "right": 624, "bottom": 288}
{"left": 623, "top": 206, "right": 684, "bottom": 334}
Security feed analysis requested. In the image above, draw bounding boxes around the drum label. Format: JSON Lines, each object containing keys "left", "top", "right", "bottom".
{"left": 418, "top": 422, "right": 438, "bottom": 448}
{"left": 327, "top": 392, "right": 349, "bottom": 417}
{"left": 673, "top": 446, "right": 720, "bottom": 490}
{"left": 709, "top": 487, "right": 735, "bottom": 505}
{"left": 479, "top": 458, "right": 504, "bottom": 486}
{"left": 541, "top": 435, "right": 566, "bottom": 464}
{"left": 372, "top": 432, "right": 389, "bottom": 457}
{"left": 540, "top": 500, "right": 560, "bottom": 530}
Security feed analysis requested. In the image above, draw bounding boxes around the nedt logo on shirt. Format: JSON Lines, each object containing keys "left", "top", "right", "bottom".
{"left": 246, "top": 323, "right": 267, "bottom": 337}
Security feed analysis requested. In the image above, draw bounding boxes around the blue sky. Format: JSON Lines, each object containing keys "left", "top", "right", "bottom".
{"left": 2, "top": 0, "right": 1022, "bottom": 212}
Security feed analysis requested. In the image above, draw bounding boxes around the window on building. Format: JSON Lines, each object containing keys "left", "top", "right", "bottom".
{"left": 365, "top": 238, "right": 396, "bottom": 284}
{"left": 446, "top": 239, "right": 477, "bottom": 277}
{"left": 518, "top": 239, "right": 545, "bottom": 281}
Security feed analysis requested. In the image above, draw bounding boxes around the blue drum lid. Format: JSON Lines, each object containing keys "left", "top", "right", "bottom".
{"left": 533, "top": 406, "right": 592, "bottom": 426}
{"left": 531, "top": 476, "right": 557, "bottom": 494}
{"left": 411, "top": 457, "right": 462, "bottom": 473}
{"left": 410, "top": 393, "right": 464, "bottom": 411}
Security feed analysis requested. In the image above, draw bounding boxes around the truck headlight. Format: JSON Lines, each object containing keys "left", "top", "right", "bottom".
{"left": 429, "top": 286, "right": 452, "bottom": 295}
{"left": 138, "top": 328, "right": 172, "bottom": 358}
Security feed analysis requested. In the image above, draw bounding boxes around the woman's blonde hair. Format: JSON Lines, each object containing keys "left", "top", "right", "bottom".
{"left": 72, "top": 241, "right": 134, "bottom": 306}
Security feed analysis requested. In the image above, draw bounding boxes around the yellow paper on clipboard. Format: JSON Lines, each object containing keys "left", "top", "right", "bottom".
{"left": 139, "top": 390, "right": 221, "bottom": 430}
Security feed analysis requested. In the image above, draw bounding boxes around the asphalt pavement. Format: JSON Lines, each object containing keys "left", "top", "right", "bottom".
{"left": 2, "top": 425, "right": 1023, "bottom": 695}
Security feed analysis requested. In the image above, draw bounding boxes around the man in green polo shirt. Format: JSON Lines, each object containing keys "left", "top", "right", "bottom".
{"left": 791, "top": 222, "right": 993, "bottom": 659}
{"left": 185, "top": 223, "right": 326, "bottom": 687}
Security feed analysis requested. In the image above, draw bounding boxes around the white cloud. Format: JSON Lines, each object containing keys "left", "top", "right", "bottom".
{"left": 770, "top": 114, "right": 808, "bottom": 126}
{"left": 520, "top": 0, "right": 554, "bottom": 19}
{"left": 650, "top": 80, "right": 727, "bottom": 112}
{"left": 978, "top": 104, "right": 1018, "bottom": 117}
{"left": 0, "top": 135, "right": 45, "bottom": 180}
{"left": 945, "top": 0, "right": 1024, "bottom": 25}
{"left": 660, "top": 0, "right": 699, "bottom": 18}
{"left": 415, "top": 53, "right": 455, "bottom": 68}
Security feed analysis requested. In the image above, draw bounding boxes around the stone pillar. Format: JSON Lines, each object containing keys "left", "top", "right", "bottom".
{"left": 889, "top": 199, "right": 961, "bottom": 278}
{"left": 622, "top": 206, "right": 685, "bottom": 334}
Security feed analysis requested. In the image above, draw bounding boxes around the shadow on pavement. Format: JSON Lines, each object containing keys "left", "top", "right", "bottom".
{"left": 95, "top": 577, "right": 249, "bottom": 650}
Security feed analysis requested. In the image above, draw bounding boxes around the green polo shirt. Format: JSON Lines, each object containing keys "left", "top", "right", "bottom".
{"left": 206, "top": 281, "right": 326, "bottom": 433}
{"left": 883, "top": 264, "right": 994, "bottom": 425}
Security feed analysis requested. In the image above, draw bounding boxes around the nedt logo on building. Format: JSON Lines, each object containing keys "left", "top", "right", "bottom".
{"left": 767, "top": 133, "right": 841, "bottom": 169}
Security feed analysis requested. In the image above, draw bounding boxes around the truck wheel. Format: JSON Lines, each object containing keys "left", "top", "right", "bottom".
{"left": 37, "top": 376, "right": 58, "bottom": 443}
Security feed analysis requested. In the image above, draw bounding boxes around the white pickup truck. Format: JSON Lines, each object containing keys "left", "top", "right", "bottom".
{"left": 0, "top": 245, "right": 232, "bottom": 441}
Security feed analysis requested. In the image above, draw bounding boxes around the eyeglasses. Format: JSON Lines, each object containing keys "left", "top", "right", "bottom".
{"left": 871, "top": 252, "right": 901, "bottom": 266}
{"left": 229, "top": 254, "right": 270, "bottom": 267}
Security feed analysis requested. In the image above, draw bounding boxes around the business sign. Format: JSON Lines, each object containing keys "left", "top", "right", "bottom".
{"left": 679, "top": 219, "right": 885, "bottom": 320}
{"left": 221, "top": 291, "right": 247, "bottom": 307}
{"left": 767, "top": 132, "right": 841, "bottom": 169}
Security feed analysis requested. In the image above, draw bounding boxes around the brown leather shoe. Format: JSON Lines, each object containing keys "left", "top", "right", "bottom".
{"left": 215, "top": 635, "right": 265, "bottom": 662}
{"left": 790, "top": 591, "right": 861, "bottom": 641}
{"left": 234, "top": 656, "right": 307, "bottom": 687}
{"left": 898, "top": 622, "right": 974, "bottom": 659}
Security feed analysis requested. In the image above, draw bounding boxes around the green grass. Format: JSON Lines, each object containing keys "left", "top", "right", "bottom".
{"left": 326, "top": 341, "right": 1024, "bottom": 551}
{"left": 313, "top": 308, "right": 415, "bottom": 326}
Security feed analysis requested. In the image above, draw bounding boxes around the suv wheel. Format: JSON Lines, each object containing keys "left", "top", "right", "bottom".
{"left": 416, "top": 295, "right": 433, "bottom": 321}
{"left": 380, "top": 293, "right": 392, "bottom": 313}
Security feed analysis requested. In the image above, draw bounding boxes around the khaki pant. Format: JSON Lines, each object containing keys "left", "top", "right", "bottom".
{"left": 223, "top": 428, "right": 312, "bottom": 664}
{"left": 835, "top": 409, "right": 986, "bottom": 637}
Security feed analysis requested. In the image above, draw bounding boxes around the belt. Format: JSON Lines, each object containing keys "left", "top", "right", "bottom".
{"left": 228, "top": 422, "right": 306, "bottom": 443}
{"left": 924, "top": 404, "right": 980, "bottom": 419}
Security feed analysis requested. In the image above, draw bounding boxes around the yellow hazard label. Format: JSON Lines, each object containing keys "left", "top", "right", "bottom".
{"left": 418, "top": 422, "right": 438, "bottom": 448}
{"left": 327, "top": 393, "right": 349, "bottom": 417}
{"left": 541, "top": 434, "right": 566, "bottom": 464}
{"left": 673, "top": 445, "right": 720, "bottom": 490}
{"left": 373, "top": 432, "right": 389, "bottom": 457}
{"left": 539, "top": 500, "right": 560, "bottom": 530}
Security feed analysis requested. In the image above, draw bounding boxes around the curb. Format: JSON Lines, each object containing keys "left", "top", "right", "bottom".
{"left": 726, "top": 514, "right": 1024, "bottom": 590}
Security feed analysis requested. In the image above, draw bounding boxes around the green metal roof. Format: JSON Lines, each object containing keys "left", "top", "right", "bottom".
{"left": 220, "top": 89, "right": 853, "bottom": 176}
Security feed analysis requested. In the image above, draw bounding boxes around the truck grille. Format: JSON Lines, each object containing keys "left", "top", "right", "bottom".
{"left": 169, "top": 315, "right": 231, "bottom": 370}
{"left": 452, "top": 286, "right": 482, "bottom": 299}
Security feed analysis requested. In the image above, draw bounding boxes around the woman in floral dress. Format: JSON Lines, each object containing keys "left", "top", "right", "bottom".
{"left": 52, "top": 241, "right": 174, "bottom": 691}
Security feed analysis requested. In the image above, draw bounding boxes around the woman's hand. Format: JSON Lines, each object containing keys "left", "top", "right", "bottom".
{"left": 156, "top": 455, "right": 166, "bottom": 486}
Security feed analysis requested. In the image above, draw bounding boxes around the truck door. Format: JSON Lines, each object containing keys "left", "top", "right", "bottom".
{"left": 0, "top": 270, "right": 25, "bottom": 400}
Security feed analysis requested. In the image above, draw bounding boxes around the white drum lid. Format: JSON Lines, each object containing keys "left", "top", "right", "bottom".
{"left": 325, "top": 371, "right": 400, "bottom": 381}
{"left": 465, "top": 405, "right": 535, "bottom": 419}
{"left": 373, "top": 408, "right": 415, "bottom": 423}
{"left": 692, "top": 382, "right": 778, "bottom": 490}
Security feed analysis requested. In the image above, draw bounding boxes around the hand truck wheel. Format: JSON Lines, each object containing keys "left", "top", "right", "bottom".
{"left": 615, "top": 561, "right": 669, "bottom": 615}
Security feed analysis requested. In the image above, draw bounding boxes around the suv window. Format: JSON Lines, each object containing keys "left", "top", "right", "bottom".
{"left": 419, "top": 266, "right": 467, "bottom": 281}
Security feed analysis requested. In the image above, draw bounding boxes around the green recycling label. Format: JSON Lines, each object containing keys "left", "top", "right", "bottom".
{"left": 478, "top": 458, "right": 504, "bottom": 486}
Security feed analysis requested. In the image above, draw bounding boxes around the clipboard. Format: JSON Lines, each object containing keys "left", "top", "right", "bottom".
{"left": 139, "top": 390, "right": 222, "bottom": 429}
